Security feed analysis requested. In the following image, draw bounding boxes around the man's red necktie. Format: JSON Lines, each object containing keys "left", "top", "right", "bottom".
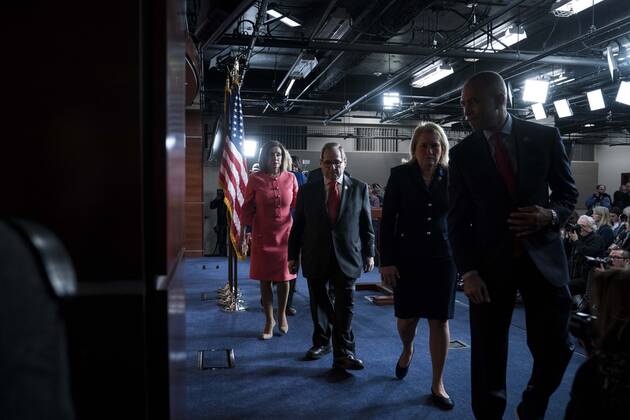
{"left": 327, "top": 180, "right": 340, "bottom": 224}
{"left": 490, "top": 132, "right": 523, "bottom": 255}
{"left": 490, "top": 132, "right": 517, "bottom": 196}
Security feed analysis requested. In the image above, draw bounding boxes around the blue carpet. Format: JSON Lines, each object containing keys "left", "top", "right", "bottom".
{"left": 185, "top": 257, "right": 585, "bottom": 419}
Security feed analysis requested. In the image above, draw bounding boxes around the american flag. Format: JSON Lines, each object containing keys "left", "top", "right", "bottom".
{"left": 218, "top": 74, "right": 248, "bottom": 258}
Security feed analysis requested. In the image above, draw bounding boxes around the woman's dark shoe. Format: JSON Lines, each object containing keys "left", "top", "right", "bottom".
{"left": 430, "top": 389, "right": 454, "bottom": 411}
{"left": 395, "top": 350, "right": 414, "bottom": 379}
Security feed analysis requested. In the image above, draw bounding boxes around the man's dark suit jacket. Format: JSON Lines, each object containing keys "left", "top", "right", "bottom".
{"left": 448, "top": 116, "right": 578, "bottom": 287}
{"left": 288, "top": 173, "right": 375, "bottom": 279}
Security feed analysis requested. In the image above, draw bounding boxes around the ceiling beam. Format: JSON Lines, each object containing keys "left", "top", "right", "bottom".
{"left": 218, "top": 34, "right": 606, "bottom": 67}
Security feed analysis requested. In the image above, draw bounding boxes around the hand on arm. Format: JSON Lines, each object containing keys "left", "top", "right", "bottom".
{"left": 507, "top": 205, "right": 552, "bottom": 237}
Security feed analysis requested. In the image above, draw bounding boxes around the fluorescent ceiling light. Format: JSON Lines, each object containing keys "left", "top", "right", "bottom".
{"left": 383, "top": 92, "right": 401, "bottom": 110}
{"left": 266, "top": 9, "right": 282, "bottom": 18}
{"left": 522, "top": 79, "right": 549, "bottom": 103}
{"left": 586, "top": 89, "right": 605, "bottom": 111}
{"left": 554, "top": 77, "right": 575, "bottom": 86}
{"left": 554, "top": 99, "right": 573, "bottom": 118}
{"left": 243, "top": 139, "right": 258, "bottom": 158}
{"left": 411, "top": 62, "right": 454, "bottom": 88}
{"left": 616, "top": 81, "right": 630, "bottom": 106}
{"left": 266, "top": 8, "right": 301, "bottom": 27}
{"left": 531, "top": 103, "right": 547, "bottom": 120}
{"left": 552, "top": 0, "right": 605, "bottom": 17}
{"left": 465, "top": 25, "right": 527, "bottom": 53}
{"left": 280, "top": 16, "right": 301, "bottom": 27}
{"left": 285, "top": 78, "right": 296, "bottom": 96}
{"left": 491, "top": 26, "right": 527, "bottom": 50}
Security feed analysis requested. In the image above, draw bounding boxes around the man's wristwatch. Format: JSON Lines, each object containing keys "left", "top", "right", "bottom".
{"left": 550, "top": 209, "right": 559, "bottom": 228}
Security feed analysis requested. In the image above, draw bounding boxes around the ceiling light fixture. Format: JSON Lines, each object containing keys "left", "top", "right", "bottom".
{"left": 383, "top": 92, "right": 401, "bottom": 110}
{"left": 288, "top": 54, "right": 318, "bottom": 79}
{"left": 554, "top": 99, "right": 573, "bottom": 118}
{"left": 552, "top": 0, "right": 604, "bottom": 17}
{"left": 522, "top": 79, "right": 549, "bottom": 103}
{"left": 531, "top": 103, "right": 547, "bottom": 120}
{"left": 266, "top": 8, "right": 302, "bottom": 27}
{"left": 490, "top": 26, "right": 527, "bottom": 50}
{"left": 410, "top": 61, "right": 454, "bottom": 88}
{"left": 586, "top": 89, "right": 605, "bottom": 111}
{"left": 285, "top": 78, "right": 296, "bottom": 97}
{"left": 465, "top": 25, "right": 527, "bottom": 53}
{"left": 616, "top": 81, "right": 630, "bottom": 106}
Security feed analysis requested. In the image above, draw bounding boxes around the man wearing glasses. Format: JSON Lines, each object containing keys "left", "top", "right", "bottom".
{"left": 288, "top": 142, "right": 375, "bottom": 370}
{"left": 609, "top": 249, "right": 630, "bottom": 269}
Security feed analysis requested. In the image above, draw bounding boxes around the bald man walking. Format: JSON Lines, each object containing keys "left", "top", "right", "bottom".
{"left": 448, "top": 71, "right": 578, "bottom": 420}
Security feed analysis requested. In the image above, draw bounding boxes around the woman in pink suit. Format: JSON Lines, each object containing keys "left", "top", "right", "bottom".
{"left": 242, "top": 141, "right": 298, "bottom": 339}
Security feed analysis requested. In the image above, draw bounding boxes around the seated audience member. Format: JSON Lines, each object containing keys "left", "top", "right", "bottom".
{"left": 585, "top": 184, "right": 612, "bottom": 210}
{"left": 612, "top": 181, "right": 630, "bottom": 210}
{"left": 564, "top": 269, "right": 630, "bottom": 420}
{"left": 567, "top": 215, "right": 605, "bottom": 295}
{"left": 368, "top": 184, "right": 381, "bottom": 208}
{"left": 592, "top": 206, "right": 614, "bottom": 249}
{"left": 610, "top": 216, "right": 630, "bottom": 252}
{"left": 609, "top": 249, "right": 630, "bottom": 269}
{"left": 373, "top": 183, "right": 385, "bottom": 203}
{"left": 610, "top": 207, "right": 624, "bottom": 239}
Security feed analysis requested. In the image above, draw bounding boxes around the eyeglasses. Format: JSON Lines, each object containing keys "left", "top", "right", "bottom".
{"left": 610, "top": 256, "right": 628, "bottom": 260}
{"left": 322, "top": 160, "right": 344, "bottom": 167}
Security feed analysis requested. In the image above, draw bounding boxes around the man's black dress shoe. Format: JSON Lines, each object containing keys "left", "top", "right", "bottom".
{"left": 333, "top": 355, "right": 364, "bottom": 370}
{"left": 305, "top": 345, "right": 331, "bottom": 360}
{"left": 286, "top": 306, "right": 297, "bottom": 316}
{"left": 430, "top": 389, "right": 454, "bottom": 411}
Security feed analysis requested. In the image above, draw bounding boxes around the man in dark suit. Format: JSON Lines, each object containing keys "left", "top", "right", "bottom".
{"left": 448, "top": 71, "right": 578, "bottom": 420}
{"left": 288, "top": 143, "right": 375, "bottom": 370}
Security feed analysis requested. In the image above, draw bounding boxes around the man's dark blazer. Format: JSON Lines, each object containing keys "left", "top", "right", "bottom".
{"left": 448, "top": 116, "right": 578, "bottom": 287}
{"left": 288, "top": 173, "right": 375, "bottom": 279}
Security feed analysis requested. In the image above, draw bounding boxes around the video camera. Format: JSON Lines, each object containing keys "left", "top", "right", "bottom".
{"left": 569, "top": 311, "right": 598, "bottom": 354}
{"left": 565, "top": 224, "right": 581, "bottom": 234}
{"left": 584, "top": 255, "right": 611, "bottom": 268}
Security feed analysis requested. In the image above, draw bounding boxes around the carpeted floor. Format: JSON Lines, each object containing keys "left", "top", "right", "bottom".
{"left": 185, "top": 257, "right": 585, "bottom": 419}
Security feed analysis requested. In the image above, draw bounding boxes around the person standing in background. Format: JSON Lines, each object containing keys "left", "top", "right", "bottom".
{"left": 285, "top": 155, "right": 308, "bottom": 316}
{"left": 586, "top": 185, "right": 612, "bottom": 211}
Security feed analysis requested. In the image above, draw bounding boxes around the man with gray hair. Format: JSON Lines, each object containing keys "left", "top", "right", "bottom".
{"left": 449, "top": 71, "right": 578, "bottom": 419}
{"left": 288, "top": 143, "right": 375, "bottom": 370}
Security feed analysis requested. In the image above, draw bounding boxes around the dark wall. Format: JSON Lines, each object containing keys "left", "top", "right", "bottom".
{"left": 3, "top": 1, "right": 187, "bottom": 419}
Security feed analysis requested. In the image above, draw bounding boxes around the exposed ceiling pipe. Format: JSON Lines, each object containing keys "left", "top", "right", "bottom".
{"left": 382, "top": 14, "right": 630, "bottom": 123}
{"left": 293, "top": 0, "right": 401, "bottom": 101}
{"left": 322, "top": 0, "right": 532, "bottom": 124}
{"left": 276, "top": 0, "right": 340, "bottom": 92}
{"left": 218, "top": 35, "right": 606, "bottom": 67}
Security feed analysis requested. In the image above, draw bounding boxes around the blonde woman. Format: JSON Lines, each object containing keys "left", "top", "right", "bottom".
{"left": 379, "top": 122, "right": 456, "bottom": 410}
{"left": 242, "top": 141, "right": 298, "bottom": 339}
{"left": 592, "top": 206, "right": 614, "bottom": 249}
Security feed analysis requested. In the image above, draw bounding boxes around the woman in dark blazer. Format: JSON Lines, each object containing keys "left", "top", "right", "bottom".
{"left": 379, "top": 122, "right": 457, "bottom": 411}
